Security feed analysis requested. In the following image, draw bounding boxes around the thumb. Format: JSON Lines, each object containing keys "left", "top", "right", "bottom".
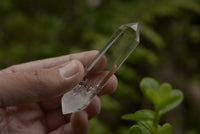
{"left": 0, "top": 60, "right": 84, "bottom": 107}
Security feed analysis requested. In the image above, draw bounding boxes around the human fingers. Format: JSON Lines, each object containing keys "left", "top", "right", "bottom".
{"left": 48, "top": 111, "right": 89, "bottom": 134}
{"left": 84, "top": 96, "right": 101, "bottom": 119}
{"left": 2, "top": 50, "right": 105, "bottom": 73}
{"left": 43, "top": 96, "right": 100, "bottom": 131}
{"left": 0, "top": 60, "right": 84, "bottom": 107}
{"left": 98, "top": 75, "right": 118, "bottom": 96}
{"left": 40, "top": 74, "right": 117, "bottom": 112}
{"left": 39, "top": 96, "right": 62, "bottom": 112}
{"left": 70, "top": 111, "right": 89, "bottom": 134}
{"left": 45, "top": 109, "right": 71, "bottom": 132}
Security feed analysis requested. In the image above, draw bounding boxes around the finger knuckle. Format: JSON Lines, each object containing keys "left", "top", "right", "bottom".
{"left": 32, "top": 70, "right": 50, "bottom": 92}
{"left": 2, "top": 65, "right": 18, "bottom": 73}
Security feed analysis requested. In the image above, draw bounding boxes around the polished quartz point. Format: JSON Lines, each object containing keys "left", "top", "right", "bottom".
{"left": 62, "top": 23, "right": 140, "bottom": 114}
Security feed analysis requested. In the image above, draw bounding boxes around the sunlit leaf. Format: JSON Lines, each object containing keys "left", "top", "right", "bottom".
{"left": 122, "top": 109, "right": 155, "bottom": 121}
{"left": 145, "top": 89, "right": 160, "bottom": 105}
{"left": 158, "top": 90, "right": 184, "bottom": 115}
{"left": 159, "top": 83, "right": 172, "bottom": 99}
{"left": 138, "top": 120, "right": 153, "bottom": 130}
{"left": 129, "top": 125, "right": 151, "bottom": 134}
{"left": 140, "top": 77, "right": 160, "bottom": 93}
{"left": 158, "top": 123, "right": 173, "bottom": 134}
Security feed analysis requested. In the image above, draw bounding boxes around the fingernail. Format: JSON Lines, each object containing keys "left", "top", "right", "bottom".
{"left": 59, "top": 60, "right": 79, "bottom": 79}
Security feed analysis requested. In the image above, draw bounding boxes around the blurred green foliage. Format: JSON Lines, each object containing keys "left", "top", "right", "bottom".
{"left": 0, "top": 0, "right": 200, "bottom": 134}
{"left": 122, "top": 77, "right": 183, "bottom": 134}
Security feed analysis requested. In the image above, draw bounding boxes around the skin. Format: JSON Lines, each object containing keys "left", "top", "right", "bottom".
{"left": 0, "top": 51, "right": 118, "bottom": 134}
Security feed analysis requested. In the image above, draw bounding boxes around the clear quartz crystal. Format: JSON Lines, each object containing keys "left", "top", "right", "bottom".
{"left": 62, "top": 23, "right": 140, "bottom": 114}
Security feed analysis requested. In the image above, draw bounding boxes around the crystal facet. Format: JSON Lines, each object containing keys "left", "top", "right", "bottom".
{"left": 62, "top": 23, "right": 140, "bottom": 114}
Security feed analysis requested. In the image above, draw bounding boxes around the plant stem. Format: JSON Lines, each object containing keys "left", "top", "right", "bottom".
{"left": 153, "top": 110, "right": 160, "bottom": 134}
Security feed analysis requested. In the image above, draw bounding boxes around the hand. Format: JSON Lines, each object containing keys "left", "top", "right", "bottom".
{"left": 0, "top": 51, "right": 118, "bottom": 134}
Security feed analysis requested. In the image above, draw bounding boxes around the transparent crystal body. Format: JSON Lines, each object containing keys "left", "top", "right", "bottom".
{"left": 62, "top": 23, "right": 140, "bottom": 114}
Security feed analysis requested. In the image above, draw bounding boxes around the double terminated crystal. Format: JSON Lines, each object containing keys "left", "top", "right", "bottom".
{"left": 62, "top": 23, "right": 140, "bottom": 114}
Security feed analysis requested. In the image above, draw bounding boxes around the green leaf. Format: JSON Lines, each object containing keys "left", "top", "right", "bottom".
{"left": 159, "top": 83, "right": 172, "bottom": 91}
{"left": 140, "top": 77, "right": 160, "bottom": 93}
{"left": 159, "top": 83, "right": 172, "bottom": 99}
{"left": 145, "top": 89, "right": 160, "bottom": 105}
{"left": 122, "top": 109, "right": 155, "bottom": 121}
{"left": 158, "top": 123, "right": 173, "bottom": 134}
{"left": 158, "top": 90, "right": 184, "bottom": 115}
{"left": 138, "top": 120, "right": 153, "bottom": 130}
{"left": 129, "top": 125, "right": 151, "bottom": 134}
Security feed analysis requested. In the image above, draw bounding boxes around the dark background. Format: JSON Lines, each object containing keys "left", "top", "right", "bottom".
{"left": 0, "top": 0, "right": 200, "bottom": 134}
